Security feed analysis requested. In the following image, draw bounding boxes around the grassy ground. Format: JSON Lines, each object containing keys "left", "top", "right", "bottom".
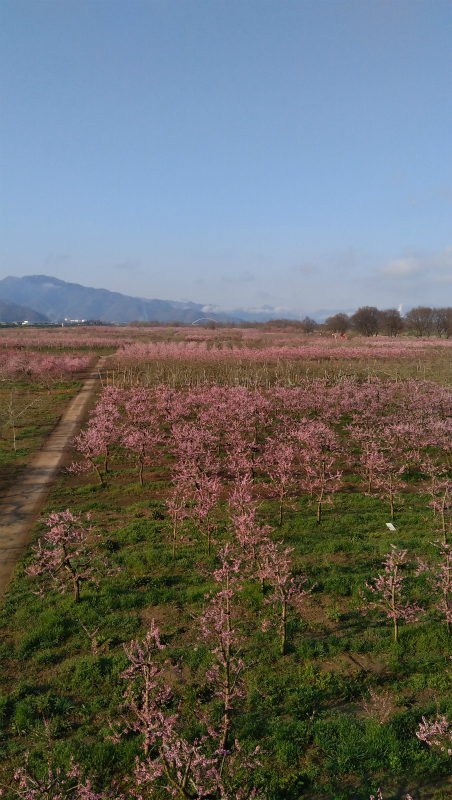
{"left": 0, "top": 381, "right": 82, "bottom": 500}
{"left": 1, "top": 344, "right": 452, "bottom": 798}
{"left": 108, "top": 351, "right": 452, "bottom": 389}
{"left": 1, "top": 451, "right": 452, "bottom": 799}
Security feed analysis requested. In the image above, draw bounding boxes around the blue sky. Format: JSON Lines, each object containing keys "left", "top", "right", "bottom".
{"left": 0, "top": 0, "right": 451, "bottom": 317}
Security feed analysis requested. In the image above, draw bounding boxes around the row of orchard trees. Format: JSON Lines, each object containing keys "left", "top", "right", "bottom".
{"left": 21, "top": 528, "right": 452, "bottom": 800}
{"left": 17, "top": 484, "right": 452, "bottom": 792}
{"left": 16, "top": 382, "right": 452, "bottom": 800}
{"left": 70, "top": 381, "right": 452, "bottom": 533}
{"left": 326, "top": 305, "right": 452, "bottom": 337}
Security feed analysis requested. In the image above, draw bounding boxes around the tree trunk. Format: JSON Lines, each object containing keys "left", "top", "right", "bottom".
{"left": 389, "top": 474, "right": 394, "bottom": 520}
{"left": 441, "top": 490, "right": 448, "bottom": 543}
{"left": 91, "top": 460, "right": 104, "bottom": 486}
{"left": 281, "top": 601, "right": 287, "bottom": 655}
{"left": 392, "top": 566, "right": 398, "bottom": 642}
{"left": 222, "top": 576, "right": 232, "bottom": 750}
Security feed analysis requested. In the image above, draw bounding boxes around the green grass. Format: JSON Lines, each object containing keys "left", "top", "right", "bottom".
{"left": 2, "top": 476, "right": 452, "bottom": 798}
{"left": 0, "top": 381, "right": 82, "bottom": 499}
{"left": 2, "top": 358, "right": 452, "bottom": 797}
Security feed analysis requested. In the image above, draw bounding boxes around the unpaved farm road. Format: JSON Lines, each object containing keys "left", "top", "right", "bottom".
{"left": 0, "top": 357, "right": 107, "bottom": 597}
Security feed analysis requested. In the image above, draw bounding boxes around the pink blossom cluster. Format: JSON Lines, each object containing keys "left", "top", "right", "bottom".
{"left": 0, "top": 327, "right": 142, "bottom": 349}
{"left": 70, "top": 380, "right": 452, "bottom": 532}
{"left": 115, "top": 337, "right": 452, "bottom": 365}
{"left": 108, "top": 619, "right": 264, "bottom": 799}
{"left": 359, "top": 545, "right": 424, "bottom": 643}
{"left": 417, "top": 711, "right": 452, "bottom": 753}
{"left": 25, "top": 509, "right": 121, "bottom": 602}
{"left": 370, "top": 792, "right": 413, "bottom": 800}
{"left": 7, "top": 753, "right": 107, "bottom": 800}
{"left": 0, "top": 348, "right": 92, "bottom": 379}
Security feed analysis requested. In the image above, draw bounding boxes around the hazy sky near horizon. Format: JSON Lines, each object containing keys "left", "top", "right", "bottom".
{"left": 0, "top": 0, "right": 451, "bottom": 316}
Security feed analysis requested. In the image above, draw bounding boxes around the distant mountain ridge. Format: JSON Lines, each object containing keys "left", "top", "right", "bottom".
{"left": 0, "top": 274, "right": 333, "bottom": 323}
{"left": 0, "top": 298, "right": 49, "bottom": 323}
{"left": 0, "top": 275, "right": 238, "bottom": 324}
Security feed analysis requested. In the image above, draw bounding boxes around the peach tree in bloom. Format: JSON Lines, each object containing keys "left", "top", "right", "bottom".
{"left": 195, "top": 544, "right": 249, "bottom": 752}
{"left": 260, "top": 540, "right": 314, "bottom": 656}
{"left": 111, "top": 621, "right": 263, "bottom": 800}
{"left": 416, "top": 541, "right": 452, "bottom": 634}
{"left": 296, "top": 420, "right": 343, "bottom": 524}
{"left": 417, "top": 711, "right": 452, "bottom": 756}
{"left": 420, "top": 458, "right": 452, "bottom": 544}
{"left": 359, "top": 545, "right": 423, "bottom": 644}
{"left": 25, "top": 510, "right": 121, "bottom": 603}
{"left": 228, "top": 476, "right": 273, "bottom": 594}
{"left": 0, "top": 753, "right": 106, "bottom": 800}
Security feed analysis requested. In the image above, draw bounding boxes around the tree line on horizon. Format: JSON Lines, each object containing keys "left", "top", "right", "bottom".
{"left": 323, "top": 305, "right": 452, "bottom": 338}
{"left": 129, "top": 305, "right": 452, "bottom": 337}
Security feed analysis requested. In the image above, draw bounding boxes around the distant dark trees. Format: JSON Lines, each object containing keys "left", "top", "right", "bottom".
{"left": 432, "top": 308, "right": 452, "bottom": 338}
{"left": 378, "top": 309, "right": 404, "bottom": 337}
{"left": 325, "top": 313, "right": 349, "bottom": 335}
{"left": 125, "top": 306, "right": 452, "bottom": 337}
{"left": 404, "top": 307, "right": 433, "bottom": 337}
{"left": 403, "top": 307, "right": 452, "bottom": 338}
{"left": 350, "top": 307, "right": 380, "bottom": 337}
{"left": 334, "top": 306, "right": 452, "bottom": 338}
{"left": 325, "top": 308, "right": 402, "bottom": 337}
{"left": 300, "top": 315, "right": 317, "bottom": 333}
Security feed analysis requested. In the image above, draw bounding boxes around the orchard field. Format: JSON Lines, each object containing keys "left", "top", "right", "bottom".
{"left": 1, "top": 326, "right": 452, "bottom": 799}
{"left": 0, "top": 344, "right": 94, "bottom": 500}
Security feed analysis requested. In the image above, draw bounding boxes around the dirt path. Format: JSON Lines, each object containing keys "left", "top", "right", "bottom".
{"left": 0, "top": 357, "right": 108, "bottom": 597}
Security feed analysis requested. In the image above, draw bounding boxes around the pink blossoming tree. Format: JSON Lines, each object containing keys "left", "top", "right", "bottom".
{"left": 261, "top": 540, "right": 314, "bottom": 655}
{"left": 416, "top": 541, "right": 452, "bottom": 634}
{"left": 113, "top": 621, "right": 263, "bottom": 799}
{"left": 417, "top": 710, "right": 452, "bottom": 755}
{"left": 3, "top": 754, "right": 106, "bottom": 800}
{"left": 196, "top": 544, "right": 247, "bottom": 751}
{"left": 25, "top": 510, "right": 120, "bottom": 603}
{"left": 359, "top": 545, "right": 423, "bottom": 644}
{"left": 296, "top": 420, "right": 343, "bottom": 524}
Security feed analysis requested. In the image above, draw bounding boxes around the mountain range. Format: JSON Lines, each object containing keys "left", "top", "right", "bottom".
{"left": 0, "top": 297, "right": 49, "bottom": 323}
{"left": 0, "top": 275, "right": 239, "bottom": 324}
{"left": 0, "top": 275, "right": 356, "bottom": 324}
{"left": 0, "top": 274, "right": 317, "bottom": 324}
